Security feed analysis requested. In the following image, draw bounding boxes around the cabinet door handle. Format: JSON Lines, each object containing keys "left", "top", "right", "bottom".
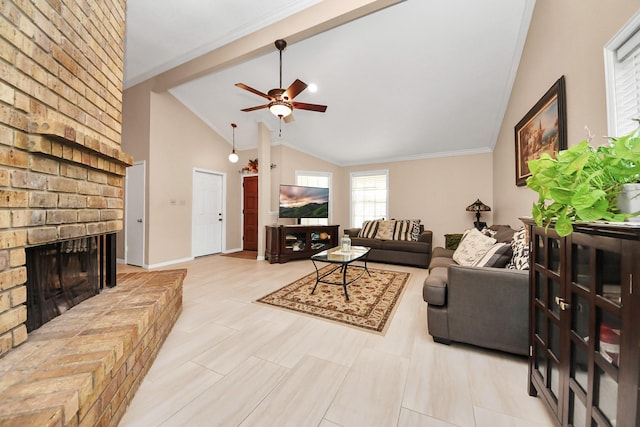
{"left": 555, "top": 296, "right": 570, "bottom": 311}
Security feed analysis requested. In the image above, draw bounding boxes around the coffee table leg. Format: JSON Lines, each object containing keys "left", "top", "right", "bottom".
{"left": 311, "top": 259, "right": 320, "bottom": 295}
{"left": 342, "top": 265, "right": 350, "bottom": 301}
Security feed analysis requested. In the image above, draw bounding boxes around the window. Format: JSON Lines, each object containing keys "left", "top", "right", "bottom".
{"left": 605, "top": 11, "right": 640, "bottom": 136}
{"left": 350, "top": 170, "right": 388, "bottom": 228}
{"left": 295, "top": 171, "right": 331, "bottom": 225}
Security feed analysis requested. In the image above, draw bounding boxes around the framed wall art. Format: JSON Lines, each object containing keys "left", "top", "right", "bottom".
{"left": 514, "top": 76, "right": 567, "bottom": 186}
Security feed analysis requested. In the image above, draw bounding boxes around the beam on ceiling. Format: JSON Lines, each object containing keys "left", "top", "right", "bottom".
{"left": 151, "top": 0, "right": 405, "bottom": 92}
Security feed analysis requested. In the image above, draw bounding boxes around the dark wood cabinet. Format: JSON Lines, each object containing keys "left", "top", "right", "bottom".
{"left": 523, "top": 219, "right": 640, "bottom": 427}
{"left": 265, "top": 224, "right": 339, "bottom": 263}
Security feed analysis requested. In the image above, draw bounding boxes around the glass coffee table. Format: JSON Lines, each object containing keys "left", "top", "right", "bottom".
{"left": 310, "top": 246, "right": 371, "bottom": 301}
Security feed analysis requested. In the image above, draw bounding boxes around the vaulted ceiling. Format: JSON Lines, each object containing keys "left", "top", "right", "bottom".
{"left": 124, "top": 0, "right": 535, "bottom": 166}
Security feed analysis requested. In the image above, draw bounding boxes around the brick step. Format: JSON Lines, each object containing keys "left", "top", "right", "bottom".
{"left": 0, "top": 269, "right": 185, "bottom": 427}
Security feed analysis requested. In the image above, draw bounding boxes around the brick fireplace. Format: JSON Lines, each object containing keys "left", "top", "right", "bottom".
{"left": 0, "top": 0, "right": 133, "bottom": 356}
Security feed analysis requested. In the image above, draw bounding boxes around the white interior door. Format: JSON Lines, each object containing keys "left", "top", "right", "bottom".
{"left": 192, "top": 170, "right": 223, "bottom": 257}
{"left": 125, "top": 162, "right": 145, "bottom": 266}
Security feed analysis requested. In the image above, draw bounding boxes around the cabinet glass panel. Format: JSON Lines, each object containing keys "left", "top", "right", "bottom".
{"left": 572, "top": 243, "right": 591, "bottom": 290}
{"left": 310, "top": 231, "right": 331, "bottom": 250}
{"left": 571, "top": 341, "right": 589, "bottom": 394}
{"left": 536, "top": 273, "right": 545, "bottom": 302}
{"left": 595, "top": 365, "right": 618, "bottom": 426}
{"left": 597, "top": 249, "right": 622, "bottom": 306}
{"left": 550, "top": 237, "right": 561, "bottom": 273}
{"left": 570, "top": 390, "right": 587, "bottom": 427}
{"left": 550, "top": 360, "right": 560, "bottom": 400}
{"left": 535, "top": 235, "right": 545, "bottom": 265}
{"left": 597, "top": 309, "right": 621, "bottom": 368}
{"left": 571, "top": 292, "right": 590, "bottom": 340}
{"left": 550, "top": 321, "right": 561, "bottom": 358}
{"left": 535, "top": 343, "right": 546, "bottom": 380}
{"left": 536, "top": 308, "right": 546, "bottom": 342}
{"left": 284, "top": 232, "right": 306, "bottom": 252}
{"left": 551, "top": 279, "right": 562, "bottom": 315}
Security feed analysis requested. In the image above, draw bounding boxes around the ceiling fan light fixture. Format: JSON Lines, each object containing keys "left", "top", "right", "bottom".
{"left": 269, "top": 100, "right": 292, "bottom": 118}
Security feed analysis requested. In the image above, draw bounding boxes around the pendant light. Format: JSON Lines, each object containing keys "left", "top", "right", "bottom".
{"left": 228, "top": 123, "right": 238, "bottom": 163}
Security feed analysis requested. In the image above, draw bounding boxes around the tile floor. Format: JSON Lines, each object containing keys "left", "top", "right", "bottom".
{"left": 117, "top": 255, "right": 556, "bottom": 427}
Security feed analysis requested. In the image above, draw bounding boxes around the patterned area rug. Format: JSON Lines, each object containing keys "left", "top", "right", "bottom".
{"left": 257, "top": 266, "right": 410, "bottom": 333}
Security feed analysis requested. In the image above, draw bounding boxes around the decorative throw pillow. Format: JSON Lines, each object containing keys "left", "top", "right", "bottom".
{"left": 375, "top": 220, "right": 396, "bottom": 240}
{"left": 506, "top": 227, "right": 529, "bottom": 270}
{"left": 481, "top": 227, "right": 497, "bottom": 238}
{"left": 453, "top": 228, "right": 497, "bottom": 266}
{"left": 410, "top": 220, "right": 421, "bottom": 241}
{"left": 391, "top": 219, "right": 414, "bottom": 241}
{"left": 473, "top": 242, "right": 513, "bottom": 268}
{"left": 358, "top": 220, "right": 379, "bottom": 239}
{"left": 445, "top": 233, "right": 463, "bottom": 250}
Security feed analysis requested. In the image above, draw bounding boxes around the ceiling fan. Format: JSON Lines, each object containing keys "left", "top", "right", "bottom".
{"left": 235, "top": 39, "right": 327, "bottom": 123}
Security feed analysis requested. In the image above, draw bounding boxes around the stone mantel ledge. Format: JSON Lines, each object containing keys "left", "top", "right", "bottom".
{"left": 27, "top": 119, "right": 134, "bottom": 176}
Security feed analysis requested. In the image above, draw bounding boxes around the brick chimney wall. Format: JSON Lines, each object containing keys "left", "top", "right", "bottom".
{"left": 0, "top": 1, "right": 132, "bottom": 356}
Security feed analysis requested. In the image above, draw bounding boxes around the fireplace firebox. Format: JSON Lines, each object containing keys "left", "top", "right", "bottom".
{"left": 25, "top": 234, "right": 117, "bottom": 332}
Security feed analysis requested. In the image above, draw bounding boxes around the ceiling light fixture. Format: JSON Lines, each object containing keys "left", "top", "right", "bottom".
{"left": 228, "top": 123, "right": 238, "bottom": 163}
{"left": 269, "top": 100, "right": 292, "bottom": 118}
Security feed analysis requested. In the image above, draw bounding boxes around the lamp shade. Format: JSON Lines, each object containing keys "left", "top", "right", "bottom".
{"left": 228, "top": 123, "right": 238, "bottom": 163}
{"left": 228, "top": 150, "right": 238, "bottom": 163}
{"left": 466, "top": 199, "right": 491, "bottom": 212}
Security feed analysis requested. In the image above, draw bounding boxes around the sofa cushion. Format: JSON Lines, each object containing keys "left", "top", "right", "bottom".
{"left": 350, "top": 237, "right": 383, "bottom": 249}
{"left": 423, "top": 266, "right": 448, "bottom": 305}
{"left": 428, "top": 256, "right": 456, "bottom": 269}
{"left": 381, "top": 239, "right": 430, "bottom": 253}
{"left": 375, "top": 220, "right": 396, "bottom": 240}
{"left": 473, "top": 242, "right": 513, "bottom": 268}
{"left": 452, "top": 228, "right": 496, "bottom": 266}
{"left": 431, "top": 247, "right": 455, "bottom": 259}
{"left": 358, "top": 220, "right": 379, "bottom": 238}
{"left": 490, "top": 225, "right": 517, "bottom": 243}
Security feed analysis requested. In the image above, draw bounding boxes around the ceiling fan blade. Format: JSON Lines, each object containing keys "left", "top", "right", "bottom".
{"left": 292, "top": 102, "right": 327, "bottom": 113}
{"left": 235, "top": 83, "right": 272, "bottom": 100}
{"left": 241, "top": 104, "right": 269, "bottom": 112}
{"left": 284, "top": 79, "right": 307, "bottom": 101}
{"left": 283, "top": 113, "right": 295, "bottom": 124}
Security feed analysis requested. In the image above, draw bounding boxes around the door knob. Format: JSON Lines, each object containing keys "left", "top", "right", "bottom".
{"left": 137, "top": 219, "right": 142, "bottom": 223}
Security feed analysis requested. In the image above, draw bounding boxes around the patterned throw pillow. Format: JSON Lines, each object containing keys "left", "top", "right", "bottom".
{"left": 445, "top": 233, "right": 463, "bottom": 250}
{"left": 391, "top": 220, "right": 413, "bottom": 241}
{"left": 375, "top": 220, "right": 396, "bottom": 240}
{"left": 358, "top": 220, "right": 379, "bottom": 238}
{"left": 506, "top": 227, "right": 529, "bottom": 270}
{"left": 410, "top": 220, "right": 421, "bottom": 241}
{"left": 473, "top": 242, "right": 513, "bottom": 268}
{"left": 452, "top": 228, "right": 497, "bottom": 266}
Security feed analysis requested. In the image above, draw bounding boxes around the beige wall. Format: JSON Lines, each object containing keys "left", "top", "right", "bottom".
{"left": 345, "top": 153, "right": 494, "bottom": 248}
{"left": 119, "top": 80, "right": 152, "bottom": 259}
{"left": 121, "top": 89, "right": 244, "bottom": 266}
{"left": 493, "top": 0, "right": 640, "bottom": 228}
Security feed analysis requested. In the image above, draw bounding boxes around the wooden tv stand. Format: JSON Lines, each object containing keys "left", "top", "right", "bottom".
{"left": 265, "top": 224, "right": 339, "bottom": 264}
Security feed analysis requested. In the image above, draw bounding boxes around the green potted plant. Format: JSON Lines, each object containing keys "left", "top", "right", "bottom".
{"left": 527, "top": 124, "right": 640, "bottom": 236}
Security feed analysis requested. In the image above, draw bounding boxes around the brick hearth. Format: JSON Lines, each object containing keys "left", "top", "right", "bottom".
{"left": 0, "top": 269, "right": 184, "bottom": 426}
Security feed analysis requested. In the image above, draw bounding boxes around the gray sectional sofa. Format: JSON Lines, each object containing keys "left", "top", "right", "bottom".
{"left": 422, "top": 225, "right": 529, "bottom": 355}
{"left": 344, "top": 221, "right": 432, "bottom": 269}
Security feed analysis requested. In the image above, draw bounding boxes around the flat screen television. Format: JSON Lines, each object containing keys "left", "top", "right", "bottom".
{"left": 279, "top": 184, "right": 329, "bottom": 219}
